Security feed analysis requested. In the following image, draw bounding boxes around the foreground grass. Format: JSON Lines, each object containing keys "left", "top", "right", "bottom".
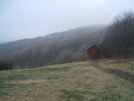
{"left": 0, "top": 61, "right": 134, "bottom": 101}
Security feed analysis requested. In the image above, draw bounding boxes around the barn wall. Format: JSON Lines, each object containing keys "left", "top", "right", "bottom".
{"left": 87, "top": 46, "right": 102, "bottom": 60}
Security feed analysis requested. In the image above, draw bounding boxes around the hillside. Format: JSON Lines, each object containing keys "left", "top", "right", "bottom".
{"left": 0, "top": 59, "right": 134, "bottom": 101}
{"left": 0, "top": 25, "right": 107, "bottom": 69}
{"left": 1, "top": 11, "right": 134, "bottom": 69}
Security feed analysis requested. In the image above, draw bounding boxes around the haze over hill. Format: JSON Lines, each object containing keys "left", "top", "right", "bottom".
{"left": 0, "top": 10, "right": 134, "bottom": 69}
{"left": 1, "top": 0, "right": 134, "bottom": 69}
{"left": 0, "top": 25, "right": 107, "bottom": 69}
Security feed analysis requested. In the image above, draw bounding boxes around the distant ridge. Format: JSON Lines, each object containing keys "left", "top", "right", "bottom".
{"left": 0, "top": 24, "right": 107, "bottom": 69}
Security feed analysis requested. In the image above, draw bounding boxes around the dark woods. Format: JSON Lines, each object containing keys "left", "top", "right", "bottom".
{"left": 0, "top": 61, "right": 13, "bottom": 70}
{"left": 0, "top": 10, "right": 134, "bottom": 69}
{"left": 101, "top": 11, "right": 134, "bottom": 58}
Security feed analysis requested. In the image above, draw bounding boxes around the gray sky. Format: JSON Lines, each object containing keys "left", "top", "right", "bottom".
{"left": 0, "top": 0, "right": 134, "bottom": 43}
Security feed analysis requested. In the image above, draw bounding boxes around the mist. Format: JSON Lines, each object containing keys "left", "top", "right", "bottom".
{"left": 0, "top": 0, "right": 134, "bottom": 43}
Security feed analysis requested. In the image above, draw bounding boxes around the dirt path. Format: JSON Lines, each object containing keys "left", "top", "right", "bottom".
{"left": 92, "top": 61, "right": 134, "bottom": 84}
{"left": 103, "top": 69, "right": 134, "bottom": 83}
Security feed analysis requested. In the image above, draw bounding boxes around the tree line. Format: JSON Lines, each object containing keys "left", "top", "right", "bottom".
{"left": 0, "top": 61, "right": 13, "bottom": 70}
{"left": 101, "top": 10, "right": 134, "bottom": 58}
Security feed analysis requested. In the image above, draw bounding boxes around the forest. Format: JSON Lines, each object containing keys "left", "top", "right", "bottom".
{"left": 0, "top": 61, "right": 13, "bottom": 70}
{"left": 0, "top": 11, "right": 134, "bottom": 69}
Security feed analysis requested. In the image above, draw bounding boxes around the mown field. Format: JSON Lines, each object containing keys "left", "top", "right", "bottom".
{"left": 0, "top": 59, "right": 134, "bottom": 101}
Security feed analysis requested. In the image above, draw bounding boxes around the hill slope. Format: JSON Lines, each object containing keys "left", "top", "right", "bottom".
{"left": 0, "top": 25, "right": 106, "bottom": 69}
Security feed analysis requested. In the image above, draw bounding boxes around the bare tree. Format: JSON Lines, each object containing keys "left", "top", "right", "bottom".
{"left": 109, "top": 10, "right": 134, "bottom": 58}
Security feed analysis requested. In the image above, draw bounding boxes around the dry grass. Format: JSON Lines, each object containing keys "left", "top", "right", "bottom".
{"left": 0, "top": 60, "right": 134, "bottom": 101}
{"left": 10, "top": 80, "right": 46, "bottom": 84}
{"left": 98, "top": 58, "right": 134, "bottom": 74}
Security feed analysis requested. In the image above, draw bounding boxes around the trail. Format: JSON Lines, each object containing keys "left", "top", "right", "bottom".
{"left": 92, "top": 61, "right": 134, "bottom": 84}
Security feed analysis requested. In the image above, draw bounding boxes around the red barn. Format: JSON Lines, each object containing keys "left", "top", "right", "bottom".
{"left": 87, "top": 45, "right": 102, "bottom": 60}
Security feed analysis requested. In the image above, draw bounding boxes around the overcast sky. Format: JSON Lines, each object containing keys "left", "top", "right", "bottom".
{"left": 0, "top": 0, "right": 134, "bottom": 43}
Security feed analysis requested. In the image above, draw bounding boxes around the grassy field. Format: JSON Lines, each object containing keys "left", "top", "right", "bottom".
{"left": 0, "top": 59, "right": 134, "bottom": 101}
{"left": 97, "top": 58, "right": 134, "bottom": 75}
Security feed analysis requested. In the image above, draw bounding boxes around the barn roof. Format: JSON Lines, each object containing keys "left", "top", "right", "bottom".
{"left": 87, "top": 45, "right": 102, "bottom": 51}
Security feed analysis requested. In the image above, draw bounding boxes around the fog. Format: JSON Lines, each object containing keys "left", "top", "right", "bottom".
{"left": 0, "top": 0, "right": 134, "bottom": 43}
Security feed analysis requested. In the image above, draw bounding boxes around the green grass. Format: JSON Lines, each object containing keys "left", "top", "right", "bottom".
{"left": 60, "top": 90, "right": 85, "bottom": 101}
{"left": 0, "top": 61, "right": 134, "bottom": 101}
